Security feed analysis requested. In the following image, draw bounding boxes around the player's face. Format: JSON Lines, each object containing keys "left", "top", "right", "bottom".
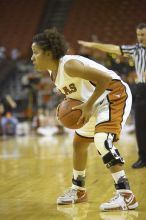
{"left": 31, "top": 43, "right": 53, "bottom": 71}
{"left": 136, "top": 28, "right": 146, "bottom": 47}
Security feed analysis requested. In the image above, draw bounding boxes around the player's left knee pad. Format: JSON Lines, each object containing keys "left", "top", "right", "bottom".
{"left": 94, "top": 133, "right": 124, "bottom": 168}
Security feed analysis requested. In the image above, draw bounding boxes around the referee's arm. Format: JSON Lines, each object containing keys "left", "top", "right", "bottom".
{"left": 78, "top": 40, "right": 121, "bottom": 55}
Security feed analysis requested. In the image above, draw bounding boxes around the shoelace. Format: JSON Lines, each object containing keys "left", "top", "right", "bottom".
{"left": 108, "top": 192, "right": 120, "bottom": 203}
{"left": 62, "top": 188, "right": 77, "bottom": 198}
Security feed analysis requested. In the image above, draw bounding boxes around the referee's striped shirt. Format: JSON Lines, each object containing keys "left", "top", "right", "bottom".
{"left": 120, "top": 44, "right": 146, "bottom": 82}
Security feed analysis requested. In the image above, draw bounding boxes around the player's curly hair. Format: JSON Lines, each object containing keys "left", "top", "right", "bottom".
{"left": 32, "top": 28, "right": 68, "bottom": 59}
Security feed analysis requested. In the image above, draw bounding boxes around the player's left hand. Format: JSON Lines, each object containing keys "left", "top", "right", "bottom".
{"left": 72, "top": 102, "right": 96, "bottom": 125}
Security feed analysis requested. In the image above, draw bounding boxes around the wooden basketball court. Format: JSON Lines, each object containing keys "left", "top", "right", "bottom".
{"left": 0, "top": 131, "right": 145, "bottom": 220}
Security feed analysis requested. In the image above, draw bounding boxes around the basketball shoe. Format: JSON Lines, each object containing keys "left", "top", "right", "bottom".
{"left": 57, "top": 188, "right": 87, "bottom": 205}
{"left": 99, "top": 190, "right": 138, "bottom": 211}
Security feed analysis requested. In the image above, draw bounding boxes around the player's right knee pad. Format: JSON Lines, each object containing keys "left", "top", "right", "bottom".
{"left": 94, "top": 133, "right": 124, "bottom": 168}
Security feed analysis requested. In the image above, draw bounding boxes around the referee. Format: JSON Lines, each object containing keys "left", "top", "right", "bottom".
{"left": 78, "top": 23, "right": 146, "bottom": 168}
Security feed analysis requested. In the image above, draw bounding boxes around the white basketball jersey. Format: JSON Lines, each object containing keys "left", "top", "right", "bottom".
{"left": 53, "top": 55, "right": 121, "bottom": 104}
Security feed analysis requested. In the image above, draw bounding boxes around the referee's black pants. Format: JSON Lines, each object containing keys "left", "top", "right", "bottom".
{"left": 134, "top": 83, "right": 146, "bottom": 162}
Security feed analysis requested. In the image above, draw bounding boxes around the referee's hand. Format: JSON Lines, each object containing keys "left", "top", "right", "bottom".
{"left": 144, "top": 72, "right": 146, "bottom": 80}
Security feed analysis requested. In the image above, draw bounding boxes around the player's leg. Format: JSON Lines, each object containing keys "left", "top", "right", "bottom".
{"left": 94, "top": 81, "right": 138, "bottom": 211}
{"left": 94, "top": 132, "right": 138, "bottom": 211}
{"left": 57, "top": 133, "right": 92, "bottom": 205}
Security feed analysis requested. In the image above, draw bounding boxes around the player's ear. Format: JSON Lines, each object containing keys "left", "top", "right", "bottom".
{"left": 45, "top": 51, "right": 50, "bottom": 56}
{"left": 44, "top": 50, "right": 54, "bottom": 60}
{"left": 45, "top": 51, "right": 52, "bottom": 57}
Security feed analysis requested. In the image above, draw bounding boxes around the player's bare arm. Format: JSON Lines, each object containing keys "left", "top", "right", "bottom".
{"left": 64, "top": 59, "right": 112, "bottom": 104}
{"left": 64, "top": 59, "right": 112, "bottom": 124}
{"left": 78, "top": 40, "right": 121, "bottom": 55}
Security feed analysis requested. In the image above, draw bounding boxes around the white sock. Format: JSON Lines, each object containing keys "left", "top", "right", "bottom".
{"left": 73, "top": 169, "right": 86, "bottom": 180}
{"left": 112, "top": 170, "right": 126, "bottom": 183}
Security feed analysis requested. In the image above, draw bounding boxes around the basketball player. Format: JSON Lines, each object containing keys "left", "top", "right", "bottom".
{"left": 31, "top": 28, "right": 138, "bottom": 211}
{"left": 78, "top": 23, "right": 146, "bottom": 169}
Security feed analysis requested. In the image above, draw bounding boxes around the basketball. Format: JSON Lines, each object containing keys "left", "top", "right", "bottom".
{"left": 57, "top": 98, "right": 84, "bottom": 129}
